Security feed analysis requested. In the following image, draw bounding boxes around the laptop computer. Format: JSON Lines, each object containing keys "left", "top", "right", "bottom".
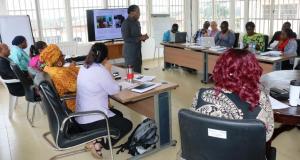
{"left": 175, "top": 32, "right": 187, "bottom": 43}
{"left": 199, "top": 37, "right": 216, "bottom": 47}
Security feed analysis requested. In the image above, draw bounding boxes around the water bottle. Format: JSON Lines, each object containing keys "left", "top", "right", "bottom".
{"left": 197, "top": 36, "right": 202, "bottom": 45}
{"left": 127, "top": 65, "right": 134, "bottom": 83}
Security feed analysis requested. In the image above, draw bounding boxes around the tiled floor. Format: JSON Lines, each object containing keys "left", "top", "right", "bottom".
{"left": 0, "top": 59, "right": 300, "bottom": 160}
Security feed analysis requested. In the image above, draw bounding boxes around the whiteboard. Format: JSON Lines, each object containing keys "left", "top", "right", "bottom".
{"left": 0, "top": 15, "right": 35, "bottom": 54}
{"left": 150, "top": 15, "right": 175, "bottom": 47}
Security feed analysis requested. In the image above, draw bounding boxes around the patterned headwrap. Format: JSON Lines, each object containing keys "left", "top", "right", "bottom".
{"left": 40, "top": 44, "right": 62, "bottom": 67}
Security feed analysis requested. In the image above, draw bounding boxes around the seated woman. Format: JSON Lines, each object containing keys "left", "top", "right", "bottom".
{"left": 9, "top": 36, "right": 30, "bottom": 73}
{"left": 209, "top": 21, "right": 219, "bottom": 37}
{"left": 191, "top": 49, "right": 274, "bottom": 142}
{"left": 40, "top": 44, "right": 79, "bottom": 112}
{"left": 272, "top": 28, "right": 298, "bottom": 70}
{"left": 76, "top": 43, "right": 132, "bottom": 158}
{"left": 29, "top": 41, "right": 47, "bottom": 70}
{"left": 243, "top": 22, "right": 265, "bottom": 52}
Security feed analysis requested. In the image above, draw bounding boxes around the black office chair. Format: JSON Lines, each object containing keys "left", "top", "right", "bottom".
{"left": 294, "top": 39, "right": 300, "bottom": 70}
{"left": 34, "top": 72, "right": 119, "bottom": 160}
{"left": 10, "top": 63, "right": 41, "bottom": 127}
{"left": 264, "top": 35, "right": 269, "bottom": 51}
{"left": 0, "top": 76, "right": 25, "bottom": 119}
{"left": 233, "top": 33, "right": 240, "bottom": 48}
{"left": 178, "top": 109, "right": 275, "bottom": 160}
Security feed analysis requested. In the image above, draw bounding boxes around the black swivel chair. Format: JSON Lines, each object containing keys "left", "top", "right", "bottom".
{"left": 233, "top": 33, "right": 240, "bottom": 48}
{"left": 10, "top": 63, "right": 41, "bottom": 127}
{"left": 294, "top": 39, "right": 300, "bottom": 70}
{"left": 264, "top": 35, "right": 269, "bottom": 51}
{"left": 34, "top": 72, "right": 119, "bottom": 160}
{"left": 178, "top": 109, "right": 275, "bottom": 160}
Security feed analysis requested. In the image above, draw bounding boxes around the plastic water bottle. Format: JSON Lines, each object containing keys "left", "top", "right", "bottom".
{"left": 127, "top": 65, "right": 134, "bottom": 83}
{"left": 197, "top": 36, "right": 202, "bottom": 45}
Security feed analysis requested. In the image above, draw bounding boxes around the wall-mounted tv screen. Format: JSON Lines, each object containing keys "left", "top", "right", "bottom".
{"left": 87, "top": 8, "right": 128, "bottom": 41}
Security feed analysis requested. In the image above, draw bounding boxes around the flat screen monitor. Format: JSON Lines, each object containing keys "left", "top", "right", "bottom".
{"left": 87, "top": 8, "right": 128, "bottom": 42}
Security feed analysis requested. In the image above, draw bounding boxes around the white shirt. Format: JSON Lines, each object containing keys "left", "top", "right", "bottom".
{"left": 75, "top": 63, "right": 120, "bottom": 124}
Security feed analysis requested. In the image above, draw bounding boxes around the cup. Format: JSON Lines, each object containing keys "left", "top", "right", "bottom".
{"left": 289, "top": 80, "right": 300, "bottom": 106}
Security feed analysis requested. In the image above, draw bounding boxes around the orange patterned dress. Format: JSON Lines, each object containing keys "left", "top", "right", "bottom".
{"left": 43, "top": 65, "right": 79, "bottom": 112}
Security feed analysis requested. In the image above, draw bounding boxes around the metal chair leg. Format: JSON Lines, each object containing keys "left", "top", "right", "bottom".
{"left": 31, "top": 103, "right": 37, "bottom": 127}
{"left": 49, "top": 148, "right": 88, "bottom": 160}
{"left": 8, "top": 95, "right": 16, "bottom": 119}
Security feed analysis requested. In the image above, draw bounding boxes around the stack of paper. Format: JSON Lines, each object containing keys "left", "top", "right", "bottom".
{"left": 134, "top": 75, "right": 156, "bottom": 82}
{"left": 209, "top": 46, "right": 227, "bottom": 52}
{"left": 131, "top": 82, "right": 162, "bottom": 93}
{"left": 118, "top": 81, "right": 139, "bottom": 90}
{"left": 269, "top": 96, "right": 290, "bottom": 109}
{"left": 260, "top": 51, "right": 282, "bottom": 57}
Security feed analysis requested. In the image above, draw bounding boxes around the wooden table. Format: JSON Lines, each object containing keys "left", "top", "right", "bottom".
{"left": 161, "top": 42, "right": 296, "bottom": 83}
{"left": 111, "top": 66, "right": 179, "bottom": 160}
{"left": 105, "top": 42, "right": 123, "bottom": 59}
{"left": 260, "top": 70, "right": 300, "bottom": 146}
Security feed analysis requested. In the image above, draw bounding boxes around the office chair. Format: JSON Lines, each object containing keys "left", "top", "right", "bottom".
{"left": 233, "top": 33, "right": 240, "bottom": 48}
{"left": 293, "top": 39, "right": 300, "bottom": 69}
{"left": 178, "top": 109, "right": 275, "bottom": 160}
{"left": 10, "top": 63, "right": 41, "bottom": 127}
{"left": 264, "top": 35, "right": 269, "bottom": 51}
{"left": 34, "top": 72, "right": 118, "bottom": 160}
{"left": 0, "top": 76, "right": 24, "bottom": 119}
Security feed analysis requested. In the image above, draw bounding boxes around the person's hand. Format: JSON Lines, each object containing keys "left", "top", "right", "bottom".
{"left": 103, "top": 60, "right": 112, "bottom": 72}
{"left": 70, "top": 61, "right": 77, "bottom": 67}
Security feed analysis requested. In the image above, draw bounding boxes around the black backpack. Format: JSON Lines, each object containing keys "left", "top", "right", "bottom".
{"left": 115, "top": 118, "right": 159, "bottom": 156}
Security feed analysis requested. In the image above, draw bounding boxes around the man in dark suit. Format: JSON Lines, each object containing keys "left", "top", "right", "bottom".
{"left": 269, "top": 22, "right": 297, "bottom": 45}
{"left": 0, "top": 43, "right": 24, "bottom": 96}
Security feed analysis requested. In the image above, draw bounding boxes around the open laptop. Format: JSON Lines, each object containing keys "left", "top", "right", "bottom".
{"left": 175, "top": 32, "right": 187, "bottom": 43}
{"left": 199, "top": 37, "right": 216, "bottom": 47}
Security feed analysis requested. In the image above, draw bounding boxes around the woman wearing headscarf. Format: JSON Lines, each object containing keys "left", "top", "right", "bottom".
{"left": 9, "top": 35, "right": 30, "bottom": 72}
{"left": 40, "top": 44, "right": 79, "bottom": 112}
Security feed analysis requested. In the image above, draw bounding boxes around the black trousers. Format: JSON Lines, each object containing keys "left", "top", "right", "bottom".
{"left": 79, "top": 108, "right": 133, "bottom": 149}
{"left": 281, "top": 60, "right": 294, "bottom": 70}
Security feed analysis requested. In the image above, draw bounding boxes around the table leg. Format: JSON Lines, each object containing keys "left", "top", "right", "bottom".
{"left": 201, "top": 52, "right": 209, "bottom": 84}
{"left": 128, "top": 91, "right": 176, "bottom": 160}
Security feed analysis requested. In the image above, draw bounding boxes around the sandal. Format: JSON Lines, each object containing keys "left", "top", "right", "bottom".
{"left": 90, "top": 141, "right": 103, "bottom": 159}
{"left": 85, "top": 142, "right": 93, "bottom": 151}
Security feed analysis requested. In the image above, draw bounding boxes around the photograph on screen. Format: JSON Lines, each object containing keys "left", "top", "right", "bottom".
{"left": 114, "top": 15, "right": 125, "bottom": 28}
{"left": 96, "top": 16, "right": 113, "bottom": 28}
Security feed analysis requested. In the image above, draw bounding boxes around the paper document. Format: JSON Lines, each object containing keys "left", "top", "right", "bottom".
{"left": 260, "top": 51, "right": 282, "bottom": 57}
{"left": 269, "top": 96, "right": 290, "bottom": 109}
{"left": 118, "top": 81, "right": 139, "bottom": 90}
{"left": 209, "top": 46, "right": 227, "bottom": 52}
{"left": 131, "top": 82, "right": 162, "bottom": 93}
{"left": 134, "top": 75, "right": 156, "bottom": 82}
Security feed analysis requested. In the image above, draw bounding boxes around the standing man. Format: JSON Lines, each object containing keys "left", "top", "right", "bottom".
{"left": 121, "top": 5, "right": 148, "bottom": 73}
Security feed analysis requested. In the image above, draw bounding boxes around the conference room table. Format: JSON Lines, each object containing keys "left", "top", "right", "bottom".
{"left": 161, "top": 42, "right": 296, "bottom": 83}
{"left": 110, "top": 66, "right": 179, "bottom": 160}
{"left": 260, "top": 70, "right": 300, "bottom": 148}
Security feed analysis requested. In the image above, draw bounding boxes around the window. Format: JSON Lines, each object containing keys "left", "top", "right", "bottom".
{"left": 6, "top": 0, "right": 39, "bottom": 39}
{"left": 170, "top": 0, "right": 185, "bottom": 31}
{"left": 152, "top": 0, "right": 185, "bottom": 31}
{"left": 235, "top": 0, "right": 245, "bottom": 33}
{"left": 108, "top": 0, "right": 128, "bottom": 8}
{"left": 152, "top": 0, "right": 169, "bottom": 14}
{"left": 249, "top": 0, "right": 272, "bottom": 35}
{"left": 39, "top": 0, "right": 66, "bottom": 43}
{"left": 70, "top": 0, "right": 106, "bottom": 42}
{"left": 198, "top": 0, "right": 213, "bottom": 28}
{"left": 271, "top": 0, "right": 300, "bottom": 37}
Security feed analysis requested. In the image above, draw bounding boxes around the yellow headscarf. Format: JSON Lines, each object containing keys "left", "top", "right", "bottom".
{"left": 40, "top": 44, "right": 62, "bottom": 67}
